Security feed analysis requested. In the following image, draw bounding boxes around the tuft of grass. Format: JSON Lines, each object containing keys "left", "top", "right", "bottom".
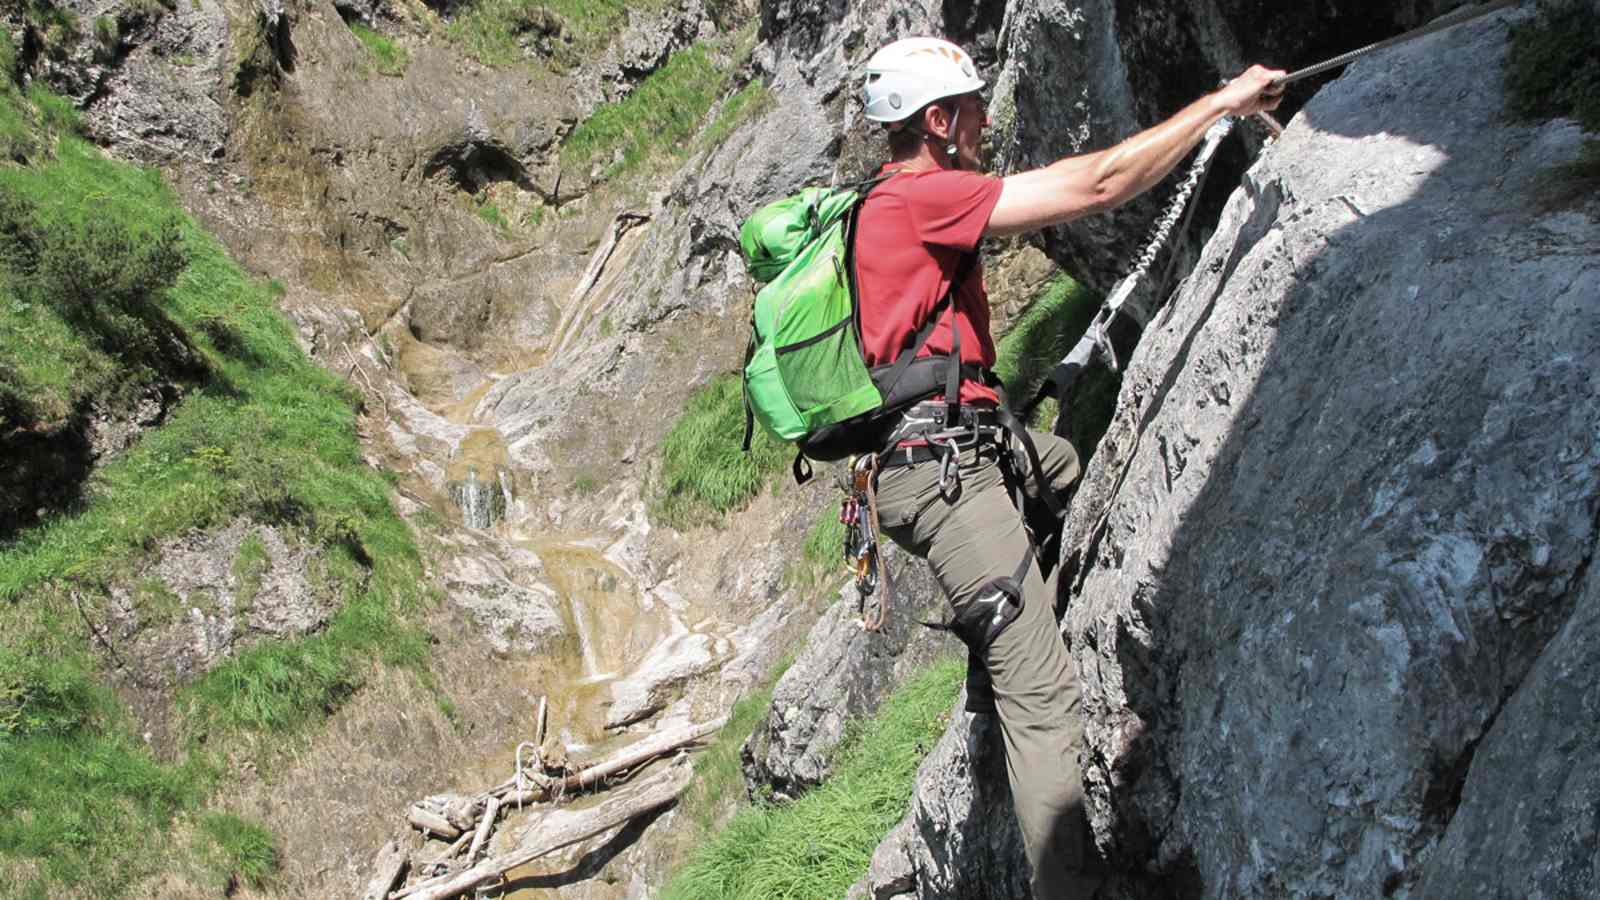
{"left": 660, "top": 656, "right": 964, "bottom": 900}
{"left": 231, "top": 532, "right": 269, "bottom": 615}
{"left": 696, "top": 78, "right": 776, "bottom": 153}
{"left": 93, "top": 15, "right": 119, "bottom": 57}
{"left": 561, "top": 43, "right": 727, "bottom": 180}
{"left": 784, "top": 507, "right": 847, "bottom": 596}
{"left": 0, "top": 645, "right": 222, "bottom": 895}
{"left": 443, "top": 0, "right": 663, "bottom": 69}
{"left": 671, "top": 655, "right": 794, "bottom": 840}
{"left": 650, "top": 373, "right": 790, "bottom": 529}
{"left": 476, "top": 200, "right": 511, "bottom": 238}
{"left": 350, "top": 22, "right": 410, "bottom": 77}
{"left": 991, "top": 275, "right": 1120, "bottom": 464}
{"left": 1505, "top": 0, "right": 1600, "bottom": 133}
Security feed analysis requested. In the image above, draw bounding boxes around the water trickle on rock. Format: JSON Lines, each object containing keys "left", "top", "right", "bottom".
{"left": 449, "top": 467, "right": 507, "bottom": 529}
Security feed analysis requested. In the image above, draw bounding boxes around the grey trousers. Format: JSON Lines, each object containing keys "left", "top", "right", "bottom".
{"left": 875, "top": 429, "right": 1100, "bottom": 898}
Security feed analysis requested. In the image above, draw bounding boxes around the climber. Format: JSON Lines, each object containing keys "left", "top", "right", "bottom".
{"left": 855, "top": 36, "right": 1283, "bottom": 896}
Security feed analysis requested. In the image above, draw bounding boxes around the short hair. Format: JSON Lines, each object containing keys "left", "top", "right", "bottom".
{"left": 884, "top": 97, "right": 958, "bottom": 160}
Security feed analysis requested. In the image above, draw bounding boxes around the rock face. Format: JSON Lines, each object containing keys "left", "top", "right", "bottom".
{"left": 989, "top": 0, "right": 1453, "bottom": 293}
{"left": 1055, "top": 7, "right": 1599, "bottom": 897}
{"left": 741, "top": 548, "right": 955, "bottom": 799}
{"left": 847, "top": 708, "right": 1028, "bottom": 900}
{"left": 858, "top": 4, "right": 1600, "bottom": 897}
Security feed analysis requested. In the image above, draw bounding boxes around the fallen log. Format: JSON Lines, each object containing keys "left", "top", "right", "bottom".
{"left": 393, "top": 758, "right": 694, "bottom": 900}
{"left": 407, "top": 805, "right": 462, "bottom": 841}
{"left": 499, "top": 715, "right": 727, "bottom": 805}
{"left": 466, "top": 796, "right": 500, "bottom": 865}
{"left": 362, "top": 840, "right": 407, "bottom": 900}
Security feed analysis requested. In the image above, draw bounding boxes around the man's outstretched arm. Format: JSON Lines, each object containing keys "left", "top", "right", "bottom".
{"left": 986, "top": 65, "right": 1286, "bottom": 238}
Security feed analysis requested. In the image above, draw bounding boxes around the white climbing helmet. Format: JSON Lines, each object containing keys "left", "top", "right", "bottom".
{"left": 861, "top": 37, "right": 985, "bottom": 124}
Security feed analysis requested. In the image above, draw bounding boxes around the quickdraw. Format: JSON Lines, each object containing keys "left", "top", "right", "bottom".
{"left": 841, "top": 454, "right": 890, "bottom": 631}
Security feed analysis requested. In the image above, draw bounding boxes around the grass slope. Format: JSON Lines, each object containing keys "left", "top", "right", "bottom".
{"left": 650, "top": 373, "right": 790, "bottom": 528}
{"left": 660, "top": 656, "right": 964, "bottom": 900}
{"left": 0, "top": 53, "right": 428, "bottom": 896}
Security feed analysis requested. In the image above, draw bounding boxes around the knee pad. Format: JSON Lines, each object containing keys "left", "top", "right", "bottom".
{"left": 947, "top": 575, "right": 1024, "bottom": 656}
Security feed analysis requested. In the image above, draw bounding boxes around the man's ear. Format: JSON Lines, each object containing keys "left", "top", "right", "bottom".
{"left": 922, "top": 103, "right": 951, "bottom": 142}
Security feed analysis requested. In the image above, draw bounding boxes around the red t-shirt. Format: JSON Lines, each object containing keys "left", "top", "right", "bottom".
{"left": 854, "top": 164, "right": 1002, "bottom": 406}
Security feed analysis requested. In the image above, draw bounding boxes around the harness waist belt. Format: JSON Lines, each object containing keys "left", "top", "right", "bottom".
{"left": 887, "top": 402, "right": 1002, "bottom": 442}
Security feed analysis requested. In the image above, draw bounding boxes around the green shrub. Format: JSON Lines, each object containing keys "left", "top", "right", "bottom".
{"left": 650, "top": 373, "right": 790, "bottom": 528}
{"left": 992, "top": 275, "right": 1120, "bottom": 464}
{"left": 1506, "top": 1, "right": 1600, "bottom": 133}
{"left": 661, "top": 656, "right": 964, "bottom": 899}
{"left": 350, "top": 22, "right": 409, "bottom": 77}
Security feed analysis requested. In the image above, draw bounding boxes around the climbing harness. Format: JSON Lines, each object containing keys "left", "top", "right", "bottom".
{"left": 840, "top": 395, "right": 1063, "bottom": 633}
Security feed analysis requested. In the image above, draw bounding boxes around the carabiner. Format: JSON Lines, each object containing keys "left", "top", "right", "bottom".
{"left": 938, "top": 437, "right": 962, "bottom": 498}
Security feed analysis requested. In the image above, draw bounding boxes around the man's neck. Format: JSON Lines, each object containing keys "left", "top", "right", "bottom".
{"left": 891, "top": 143, "right": 956, "bottom": 173}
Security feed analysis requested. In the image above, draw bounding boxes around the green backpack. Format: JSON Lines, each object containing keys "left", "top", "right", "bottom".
{"left": 739, "top": 177, "right": 977, "bottom": 478}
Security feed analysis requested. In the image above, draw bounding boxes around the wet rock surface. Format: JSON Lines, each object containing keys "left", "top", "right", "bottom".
{"left": 438, "top": 536, "right": 570, "bottom": 656}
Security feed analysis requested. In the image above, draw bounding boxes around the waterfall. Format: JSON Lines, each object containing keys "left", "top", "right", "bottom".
{"left": 447, "top": 467, "right": 506, "bottom": 529}
{"left": 568, "top": 593, "right": 615, "bottom": 684}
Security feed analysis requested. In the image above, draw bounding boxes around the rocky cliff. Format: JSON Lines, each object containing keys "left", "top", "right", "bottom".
{"left": 851, "top": 3, "right": 1600, "bottom": 897}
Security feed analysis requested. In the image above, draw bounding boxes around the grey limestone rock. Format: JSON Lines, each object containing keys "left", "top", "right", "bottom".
{"left": 847, "top": 705, "right": 1028, "bottom": 900}
{"left": 741, "top": 548, "right": 954, "bottom": 799}
{"left": 989, "top": 0, "right": 1454, "bottom": 294}
{"left": 1057, "top": 6, "right": 1600, "bottom": 896}
{"left": 4, "top": 0, "right": 230, "bottom": 163}
{"left": 440, "top": 541, "right": 571, "bottom": 656}
{"left": 1413, "top": 562, "right": 1600, "bottom": 899}
{"left": 108, "top": 519, "right": 334, "bottom": 684}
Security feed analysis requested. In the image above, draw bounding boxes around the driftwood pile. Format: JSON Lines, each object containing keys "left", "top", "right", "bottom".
{"left": 362, "top": 698, "right": 727, "bottom": 900}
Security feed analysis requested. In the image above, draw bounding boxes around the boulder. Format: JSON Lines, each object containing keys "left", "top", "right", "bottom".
{"left": 741, "top": 548, "right": 954, "bottom": 799}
